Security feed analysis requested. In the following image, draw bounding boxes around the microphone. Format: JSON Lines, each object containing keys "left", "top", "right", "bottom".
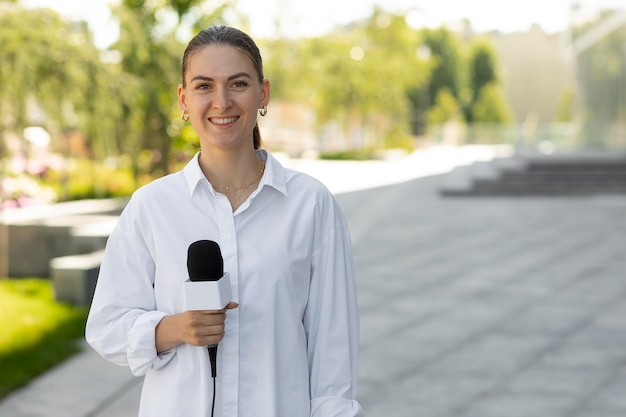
{"left": 187, "top": 240, "right": 224, "bottom": 283}
{"left": 184, "top": 240, "right": 233, "bottom": 378}
{"left": 184, "top": 240, "right": 232, "bottom": 310}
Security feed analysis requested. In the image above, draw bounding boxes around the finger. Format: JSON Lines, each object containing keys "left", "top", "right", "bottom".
{"left": 195, "top": 303, "right": 236, "bottom": 314}
{"left": 192, "top": 312, "right": 226, "bottom": 327}
{"left": 197, "top": 323, "right": 225, "bottom": 337}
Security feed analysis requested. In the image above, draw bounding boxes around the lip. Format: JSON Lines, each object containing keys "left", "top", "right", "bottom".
{"left": 209, "top": 116, "right": 239, "bottom": 126}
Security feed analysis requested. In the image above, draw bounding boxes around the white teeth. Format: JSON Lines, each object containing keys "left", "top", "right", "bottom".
{"left": 211, "top": 117, "right": 238, "bottom": 125}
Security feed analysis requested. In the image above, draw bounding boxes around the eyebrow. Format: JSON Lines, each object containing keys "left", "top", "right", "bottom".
{"left": 190, "top": 72, "right": 253, "bottom": 83}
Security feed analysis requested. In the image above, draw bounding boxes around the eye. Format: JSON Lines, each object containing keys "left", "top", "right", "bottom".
{"left": 232, "top": 81, "right": 248, "bottom": 88}
{"left": 195, "top": 83, "right": 210, "bottom": 90}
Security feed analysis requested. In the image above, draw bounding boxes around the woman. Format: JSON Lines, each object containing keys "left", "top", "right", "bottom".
{"left": 86, "top": 25, "right": 363, "bottom": 417}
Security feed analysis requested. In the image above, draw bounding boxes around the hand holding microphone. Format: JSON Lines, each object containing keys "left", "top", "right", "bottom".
{"left": 185, "top": 240, "right": 235, "bottom": 379}
{"left": 174, "top": 305, "right": 237, "bottom": 346}
{"left": 155, "top": 240, "right": 236, "bottom": 357}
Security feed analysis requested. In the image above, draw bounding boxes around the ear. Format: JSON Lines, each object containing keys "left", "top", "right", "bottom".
{"left": 260, "top": 78, "right": 271, "bottom": 108}
{"left": 177, "top": 84, "right": 187, "bottom": 113}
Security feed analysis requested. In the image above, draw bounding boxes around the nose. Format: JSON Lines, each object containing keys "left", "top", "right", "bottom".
{"left": 213, "top": 87, "right": 232, "bottom": 111}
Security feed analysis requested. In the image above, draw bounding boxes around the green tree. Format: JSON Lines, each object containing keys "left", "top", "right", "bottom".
{"left": 407, "top": 27, "right": 464, "bottom": 134}
{"left": 471, "top": 82, "right": 512, "bottom": 123}
{"left": 264, "top": 9, "right": 430, "bottom": 150}
{"left": 466, "top": 37, "right": 511, "bottom": 123}
{"left": 0, "top": 5, "right": 119, "bottom": 159}
{"left": 428, "top": 88, "right": 463, "bottom": 124}
{"left": 111, "top": 3, "right": 179, "bottom": 178}
{"left": 420, "top": 27, "right": 465, "bottom": 103}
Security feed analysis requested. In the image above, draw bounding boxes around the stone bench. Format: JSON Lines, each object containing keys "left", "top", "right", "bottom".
{"left": 7, "top": 215, "right": 118, "bottom": 278}
{"left": 50, "top": 250, "right": 105, "bottom": 306}
{"left": 4, "top": 198, "right": 126, "bottom": 277}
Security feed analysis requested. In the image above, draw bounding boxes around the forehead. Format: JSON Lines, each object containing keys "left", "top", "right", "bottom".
{"left": 187, "top": 44, "right": 256, "bottom": 80}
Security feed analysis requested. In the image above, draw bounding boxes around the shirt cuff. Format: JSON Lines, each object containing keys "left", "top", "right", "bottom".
{"left": 127, "top": 311, "right": 175, "bottom": 376}
{"left": 311, "top": 396, "right": 364, "bottom": 417}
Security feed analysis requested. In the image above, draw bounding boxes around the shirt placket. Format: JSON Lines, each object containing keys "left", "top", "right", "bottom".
{"left": 215, "top": 194, "right": 240, "bottom": 417}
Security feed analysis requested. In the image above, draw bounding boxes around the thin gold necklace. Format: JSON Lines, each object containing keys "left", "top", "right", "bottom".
{"left": 213, "top": 163, "right": 265, "bottom": 192}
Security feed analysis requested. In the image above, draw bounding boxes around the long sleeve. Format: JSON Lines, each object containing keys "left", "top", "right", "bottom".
{"left": 304, "top": 214, "right": 364, "bottom": 417}
{"left": 85, "top": 196, "right": 175, "bottom": 376}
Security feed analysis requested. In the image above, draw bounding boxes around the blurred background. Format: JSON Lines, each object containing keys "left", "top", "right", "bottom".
{"left": 0, "top": 0, "right": 624, "bottom": 211}
{"left": 1, "top": 0, "right": 626, "bottom": 412}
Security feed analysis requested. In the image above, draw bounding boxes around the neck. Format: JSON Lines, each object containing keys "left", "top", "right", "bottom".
{"left": 198, "top": 148, "right": 263, "bottom": 190}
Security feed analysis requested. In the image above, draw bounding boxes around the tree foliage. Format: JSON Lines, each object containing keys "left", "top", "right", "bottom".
{"left": 421, "top": 27, "right": 465, "bottom": 102}
{"left": 263, "top": 8, "right": 431, "bottom": 149}
{"left": 1, "top": 1, "right": 514, "bottom": 189}
{"left": 0, "top": 1, "right": 236, "bottom": 186}
{"left": 405, "top": 27, "right": 464, "bottom": 135}
{"left": 471, "top": 83, "right": 512, "bottom": 123}
{"left": 0, "top": 5, "right": 115, "bottom": 156}
{"left": 466, "top": 37, "right": 511, "bottom": 123}
{"left": 428, "top": 88, "right": 463, "bottom": 124}
{"left": 111, "top": 2, "right": 181, "bottom": 177}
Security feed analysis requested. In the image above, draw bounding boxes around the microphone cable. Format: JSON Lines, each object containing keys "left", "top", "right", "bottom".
{"left": 209, "top": 345, "right": 218, "bottom": 417}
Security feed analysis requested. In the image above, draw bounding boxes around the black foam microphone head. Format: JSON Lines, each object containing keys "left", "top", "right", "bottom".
{"left": 187, "top": 240, "right": 224, "bottom": 282}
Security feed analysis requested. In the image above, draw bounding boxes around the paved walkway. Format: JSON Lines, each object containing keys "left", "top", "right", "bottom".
{"left": 1, "top": 145, "right": 626, "bottom": 417}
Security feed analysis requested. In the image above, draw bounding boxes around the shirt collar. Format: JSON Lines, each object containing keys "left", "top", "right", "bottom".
{"left": 183, "top": 150, "right": 288, "bottom": 197}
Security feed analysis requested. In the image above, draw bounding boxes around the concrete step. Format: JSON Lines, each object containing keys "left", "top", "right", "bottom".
{"left": 442, "top": 154, "right": 626, "bottom": 197}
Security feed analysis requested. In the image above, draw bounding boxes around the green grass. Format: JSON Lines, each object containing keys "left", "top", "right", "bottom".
{"left": 319, "top": 148, "right": 376, "bottom": 160}
{"left": 0, "top": 278, "right": 88, "bottom": 400}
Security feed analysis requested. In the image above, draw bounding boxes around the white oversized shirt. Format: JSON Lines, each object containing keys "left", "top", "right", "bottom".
{"left": 86, "top": 150, "right": 364, "bottom": 417}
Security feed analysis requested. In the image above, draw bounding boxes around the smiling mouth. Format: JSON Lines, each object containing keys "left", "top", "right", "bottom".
{"left": 210, "top": 116, "right": 239, "bottom": 125}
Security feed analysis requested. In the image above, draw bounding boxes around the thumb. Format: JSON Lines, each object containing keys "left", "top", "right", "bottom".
{"left": 225, "top": 301, "right": 239, "bottom": 310}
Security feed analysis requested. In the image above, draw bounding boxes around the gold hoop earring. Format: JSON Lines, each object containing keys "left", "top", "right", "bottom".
{"left": 258, "top": 106, "right": 268, "bottom": 117}
{"left": 181, "top": 111, "right": 190, "bottom": 122}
